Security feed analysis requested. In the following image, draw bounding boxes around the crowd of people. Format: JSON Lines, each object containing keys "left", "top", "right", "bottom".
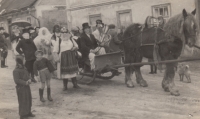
{"left": 0, "top": 19, "right": 125, "bottom": 119}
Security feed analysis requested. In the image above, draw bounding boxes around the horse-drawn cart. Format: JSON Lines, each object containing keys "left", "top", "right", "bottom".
{"left": 79, "top": 51, "right": 122, "bottom": 84}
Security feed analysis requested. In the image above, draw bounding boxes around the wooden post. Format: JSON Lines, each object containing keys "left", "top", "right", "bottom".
{"left": 196, "top": 0, "right": 200, "bottom": 28}
{"left": 66, "top": 0, "right": 72, "bottom": 30}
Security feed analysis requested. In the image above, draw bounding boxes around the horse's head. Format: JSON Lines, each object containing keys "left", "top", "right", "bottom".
{"left": 123, "top": 23, "right": 143, "bottom": 39}
{"left": 182, "top": 9, "right": 199, "bottom": 47}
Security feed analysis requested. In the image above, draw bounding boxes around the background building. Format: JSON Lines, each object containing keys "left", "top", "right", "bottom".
{"left": 0, "top": 0, "right": 66, "bottom": 33}
{"left": 67, "top": 0, "right": 196, "bottom": 30}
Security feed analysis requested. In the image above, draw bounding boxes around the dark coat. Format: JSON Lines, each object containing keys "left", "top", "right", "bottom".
{"left": 13, "top": 68, "right": 32, "bottom": 116}
{"left": 0, "top": 34, "right": 7, "bottom": 50}
{"left": 80, "top": 33, "right": 98, "bottom": 59}
{"left": 16, "top": 38, "right": 37, "bottom": 61}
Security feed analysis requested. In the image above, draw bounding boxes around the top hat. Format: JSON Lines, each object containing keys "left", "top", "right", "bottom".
{"left": 28, "top": 27, "right": 34, "bottom": 31}
{"left": 22, "top": 28, "right": 30, "bottom": 34}
{"left": 53, "top": 25, "right": 61, "bottom": 33}
{"left": 0, "top": 27, "right": 5, "bottom": 30}
{"left": 96, "top": 19, "right": 103, "bottom": 24}
{"left": 82, "top": 23, "right": 91, "bottom": 30}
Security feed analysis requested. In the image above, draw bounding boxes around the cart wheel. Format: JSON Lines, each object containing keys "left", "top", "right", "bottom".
{"left": 97, "top": 71, "right": 116, "bottom": 80}
{"left": 86, "top": 72, "right": 97, "bottom": 85}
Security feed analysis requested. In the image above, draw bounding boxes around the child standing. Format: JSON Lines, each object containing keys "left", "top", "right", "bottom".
{"left": 13, "top": 57, "right": 35, "bottom": 119}
{"left": 33, "top": 50, "right": 55, "bottom": 102}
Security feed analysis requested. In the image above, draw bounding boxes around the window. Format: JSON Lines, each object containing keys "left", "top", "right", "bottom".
{"left": 152, "top": 3, "right": 171, "bottom": 22}
{"left": 117, "top": 9, "right": 132, "bottom": 29}
{"left": 89, "top": 14, "right": 101, "bottom": 31}
{"left": 27, "top": 17, "right": 31, "bottom": 23}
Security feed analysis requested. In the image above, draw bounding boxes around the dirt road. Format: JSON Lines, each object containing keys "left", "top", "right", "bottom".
{"left": 0, "top": 51, "right": 200, "bottom": 119}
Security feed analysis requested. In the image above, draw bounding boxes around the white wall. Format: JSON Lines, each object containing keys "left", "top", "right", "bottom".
{"left": 69, "top": 0, "right": 195, "bottom": 28}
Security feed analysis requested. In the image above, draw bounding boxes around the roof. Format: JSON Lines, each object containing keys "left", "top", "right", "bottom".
{"left": 38, "top": 0, "right": 66, "bottom": 5}
{"left": 0, "top": 0, "right": 37, "bottom": 15}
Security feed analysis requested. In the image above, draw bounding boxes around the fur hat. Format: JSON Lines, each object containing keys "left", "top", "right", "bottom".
{"left": 53, "top": 25, "right": 61, "bottom": 33}
{"left": 109, "top": 24, "right": 116, "bottom": 29}
{"left": 82, "top": 23, "right": 91, "bottom": 30}
{"left": 35, "top": 50, "right": 43, "bottom": 56}
{"left": 16, "top": 57, "right": 23, "bottom": 66}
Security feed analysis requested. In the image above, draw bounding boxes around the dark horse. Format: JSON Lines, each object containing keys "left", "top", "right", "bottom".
{"left": 123, "top": 9, "right": 198, "bottom": 96}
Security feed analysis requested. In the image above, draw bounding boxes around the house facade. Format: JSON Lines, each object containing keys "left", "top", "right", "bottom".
{"left": 0, "top": 0, "right": 66, "bottom": 33}
{"left": 67, "top": 0, "right": 197, "bottom": 30}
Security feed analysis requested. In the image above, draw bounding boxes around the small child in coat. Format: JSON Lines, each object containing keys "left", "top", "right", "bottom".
{"left": 33, "top": 50, "right": 55, "bottom": 102}
{"left": 13, "top": 57, "right": 35, "bottom": 119}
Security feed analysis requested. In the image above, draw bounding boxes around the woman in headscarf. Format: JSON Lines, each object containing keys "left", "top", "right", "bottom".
{"left": 54, "top": 27, "right": 80, "bottom": 91}
{"left": 33, "top": 27, "right": 52, "bottom": 60}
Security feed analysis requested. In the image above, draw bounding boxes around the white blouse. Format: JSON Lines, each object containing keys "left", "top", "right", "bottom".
{"left": 53, "top": 38, "right": 78, "bottom": 54}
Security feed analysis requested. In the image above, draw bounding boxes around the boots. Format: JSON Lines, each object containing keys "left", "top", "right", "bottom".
{"left": 63, "top": 79, "right": 68, "bottom": 91}
{"left": 47, "top": 88, "right": 53, "bottom": 101}
{"left": 39, "top": 89, "right": 45, "bottom": 102}
{"left": 72, "top": 77, "right": 80, "bottom": 89}
{"left": 31, "top": 72, "right": 37, "bottom": 83}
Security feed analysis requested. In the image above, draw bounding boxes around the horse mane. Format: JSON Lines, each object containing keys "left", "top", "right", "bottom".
{"left": 123, "top": 23, "right": 142, "bottom": 39}
{"left": 163, "top": 13, "right": 185, "bottom": 38}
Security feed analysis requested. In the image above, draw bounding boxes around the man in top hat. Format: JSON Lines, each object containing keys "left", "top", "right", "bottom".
{"left": 80, "top": 22, "right": 106, "bottom": 70}
{"left": 0, "top": 27, "right": 8, "bottom": 68}
{"left": 16, "top": 28, "right": 37, "bottom": 83}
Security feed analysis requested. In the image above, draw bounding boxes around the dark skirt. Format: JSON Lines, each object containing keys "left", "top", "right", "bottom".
{"left": 16, "top": 85, "right": 32, "bottom": 116}
{"left": 61, "top": 50, "right": 79, "bottom": 74}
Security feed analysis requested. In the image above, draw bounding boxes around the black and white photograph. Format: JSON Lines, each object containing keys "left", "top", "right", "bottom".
{"left": 0, "top": 0, "right": 200, "bottom": 119}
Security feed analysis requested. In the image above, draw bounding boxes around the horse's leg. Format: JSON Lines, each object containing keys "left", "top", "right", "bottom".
{"left": 125, "top": 66, "right": 134, "bottom": 88}
{"left": 135, "top": 66, "right": 148, "bottom": 87}
{"left": 124, "top": 53, "right": 134, "bottom": 88}
{"left": 162, "top": 63, "right": 180, "bottom": 96}
{"left": 134, "top": 49, "right": 148, "bottom": 87}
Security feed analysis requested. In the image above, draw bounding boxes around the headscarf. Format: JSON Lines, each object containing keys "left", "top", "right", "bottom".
{"left": 33, "top": 27, "right": 52, "bottom": 59}
{"left": 34, "top": 27, "right": 52, "bottom": 47}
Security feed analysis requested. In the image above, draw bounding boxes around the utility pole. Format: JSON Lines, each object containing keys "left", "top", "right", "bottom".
{"left": 66, "top": 0, "right": 72, "bottom": 30}
{"left": 195, "top": 0, "right": 200, "bottom": 28}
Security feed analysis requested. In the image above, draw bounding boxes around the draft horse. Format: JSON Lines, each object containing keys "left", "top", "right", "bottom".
{"left": 123, "top": 9, "right": 198, "bottom": 96}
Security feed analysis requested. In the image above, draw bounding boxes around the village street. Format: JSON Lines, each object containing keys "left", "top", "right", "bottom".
{"left": 0, "top": 51, "right": 200, "bottom": 119}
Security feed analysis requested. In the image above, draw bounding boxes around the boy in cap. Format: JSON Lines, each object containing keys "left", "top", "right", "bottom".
{"left": 0, "top": 27, "right": 8, "bottom": 68}
{"left": 16, "top": 28, "right": 37, "bottom": 83}
{"left": 34, "top": 50, "right": 55, "bottom": 102}
{"left": 13, "top": 57, "right": 35, "bottom": 119}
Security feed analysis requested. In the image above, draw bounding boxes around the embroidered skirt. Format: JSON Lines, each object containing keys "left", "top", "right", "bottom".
{"left": 61, "top": 50, "right": 78, "bottom": 77}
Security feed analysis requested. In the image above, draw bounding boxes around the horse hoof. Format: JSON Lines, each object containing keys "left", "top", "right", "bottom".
{"left": 170, "top": 89, "right": 180, "bottom": 96}
{"left": 140, "top": 80, "right": 148, "bottom": 87}
{"left": 170, "top": 91, "right": 180, "bottom": 96}
{"left": 126, "top": 83, "right": 134, "bottom": 88}
{"left": 164, "top": 88, "right": 170, "bottom": 92}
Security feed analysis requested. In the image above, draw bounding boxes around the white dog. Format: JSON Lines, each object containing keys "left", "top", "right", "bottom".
{"left": 177, "top": 63, "right": 191, "bottom": 83}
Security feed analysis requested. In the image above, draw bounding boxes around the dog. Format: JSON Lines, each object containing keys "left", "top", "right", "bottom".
{"left": 177, "top": 63, "right": 191, "bottom": 83}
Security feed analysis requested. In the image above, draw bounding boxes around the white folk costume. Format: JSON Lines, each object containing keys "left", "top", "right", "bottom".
{"left": 54, "top": 36, "right": 79, "bottom": 79}
{"left": 33, "top": 27, "right": 53, "bottom": 60}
